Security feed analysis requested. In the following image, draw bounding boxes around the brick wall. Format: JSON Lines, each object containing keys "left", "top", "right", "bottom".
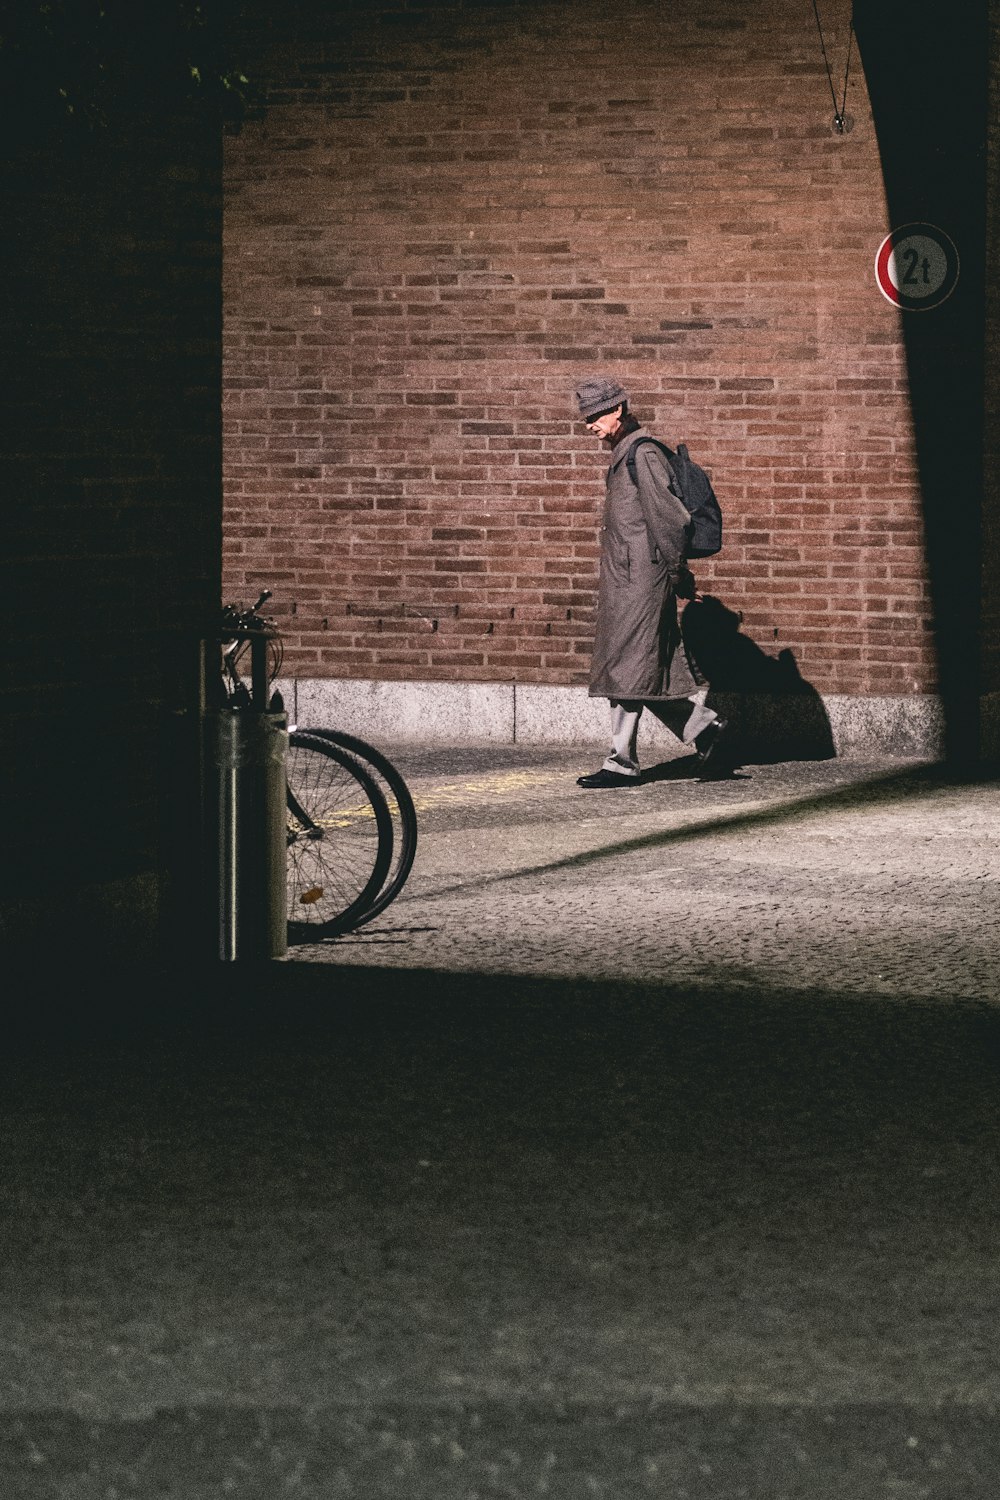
{"left": 854, "top": 0, "right": 986, "bottom": 761}
{"left": 223, "top": 0, "right": 941, "bottom": 702}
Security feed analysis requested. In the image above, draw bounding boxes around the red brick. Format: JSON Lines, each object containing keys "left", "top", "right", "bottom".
{"left": 222, "top": 0, "right": 940, "bottom": 698}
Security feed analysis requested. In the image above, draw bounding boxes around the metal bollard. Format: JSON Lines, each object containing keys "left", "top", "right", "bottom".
{"left": 205, "top": 707, "right": 288, "bottom": 961}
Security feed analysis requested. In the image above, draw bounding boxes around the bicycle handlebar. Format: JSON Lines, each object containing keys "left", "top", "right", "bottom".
{"left": 221, "top": 589, "right": 276, "bottom": 640}
{"left": 217, "top": 586, "right": 283, "bottom": 711}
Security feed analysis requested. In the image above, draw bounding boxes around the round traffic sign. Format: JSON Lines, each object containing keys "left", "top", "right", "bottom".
{"left": 875, "top": 224, "right": 959, "bottom": 311}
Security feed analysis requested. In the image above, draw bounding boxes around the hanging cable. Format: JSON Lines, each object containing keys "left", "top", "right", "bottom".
{"left": 811, "top": 0, "right": 855, "bottom": 133}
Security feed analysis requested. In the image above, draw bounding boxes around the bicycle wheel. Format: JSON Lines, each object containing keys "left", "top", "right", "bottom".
{"left": 299, "top": 728, "right": 418, "bottom": 924}
{"left": 286, "top": 732, "right": 393, "bottom": 942}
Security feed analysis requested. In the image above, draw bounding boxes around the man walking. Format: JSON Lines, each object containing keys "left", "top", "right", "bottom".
{"left": 574, "top": 375, "right": 734, "bottom": 787}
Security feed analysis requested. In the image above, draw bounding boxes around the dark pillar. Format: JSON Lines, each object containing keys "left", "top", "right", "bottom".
{"left": 1, "top": 63, "right": 223, "bottom": 962}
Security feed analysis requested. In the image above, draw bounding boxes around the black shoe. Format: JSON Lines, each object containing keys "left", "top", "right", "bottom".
{"left": 576, "top": 768, "right": 641, "bottom": 789}
{"left": 694, "top": 718, "right": 736, "bottom": 780}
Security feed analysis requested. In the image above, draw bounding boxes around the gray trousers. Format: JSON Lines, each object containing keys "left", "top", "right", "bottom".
{"left": 602, "top": 688, "right": 717, "bottom": 776}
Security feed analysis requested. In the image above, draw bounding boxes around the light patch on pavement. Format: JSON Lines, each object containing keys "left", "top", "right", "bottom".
{"left": 408, "top": 769, "right": 569, "bottom": 815}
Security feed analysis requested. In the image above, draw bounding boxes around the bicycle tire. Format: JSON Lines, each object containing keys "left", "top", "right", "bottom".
{"left": 285, "top": 732, "right": 393, "bottom": 942}
{"left": 298, "top": 728, "right": 417, "bottom": 924}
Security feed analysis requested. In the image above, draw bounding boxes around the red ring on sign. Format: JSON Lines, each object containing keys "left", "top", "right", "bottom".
{"left": 875, "top": 224, "right": 959, "bottom": 311}
{"left": 875, "top": 235, "right": 901, "bottom": 306}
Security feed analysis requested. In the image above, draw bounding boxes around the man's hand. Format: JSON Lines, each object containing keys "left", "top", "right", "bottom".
{"left": 675, "top": 566, "right": 697, "bottom": 601}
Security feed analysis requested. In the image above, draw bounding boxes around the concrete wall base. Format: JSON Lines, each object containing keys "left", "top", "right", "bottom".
{"left": 287, "top": 679, "right": 947, "bottom": 760}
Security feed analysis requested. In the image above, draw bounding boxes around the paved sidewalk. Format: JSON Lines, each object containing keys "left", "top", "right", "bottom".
{"left": 4, "top": 750, "right": 1000, "bottom": 1497}
{"left": 292, "top": 748, "right": 1000, "bottom": 1006}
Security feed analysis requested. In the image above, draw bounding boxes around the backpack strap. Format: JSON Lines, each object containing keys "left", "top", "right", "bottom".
{"left": 624, "top": 436, "right": 679, "bottom": 493}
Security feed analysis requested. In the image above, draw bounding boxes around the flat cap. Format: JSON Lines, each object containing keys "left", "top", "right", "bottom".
{"left": 575, "top": 374, "right": 628, "bottom": 419}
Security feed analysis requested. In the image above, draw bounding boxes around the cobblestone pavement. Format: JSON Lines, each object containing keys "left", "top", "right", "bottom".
{"left": 294, "top": 748, "right": 1000, "bottom": 1005}
{"left": 4, "top": 751, "right": 1000, "bottom": 1496}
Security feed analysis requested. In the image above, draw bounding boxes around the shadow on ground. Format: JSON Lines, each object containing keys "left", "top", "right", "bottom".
{"left": 418, "top": 760, "right": 973, "bottom": 899}
{"left": 3, "top": 957, "right": 1000, "bottom": 1494}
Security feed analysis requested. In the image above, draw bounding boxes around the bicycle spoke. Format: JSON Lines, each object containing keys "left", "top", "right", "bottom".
{"left": 285, "top": 734, "right": 392, "bottom": 939}
{"left": 291, "top": 729, "right": 418, "bottom": 925}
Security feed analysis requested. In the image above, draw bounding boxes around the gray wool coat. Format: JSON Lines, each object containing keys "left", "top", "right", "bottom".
{"left": 588, "top": 426, "right": 702, "bottom": 702}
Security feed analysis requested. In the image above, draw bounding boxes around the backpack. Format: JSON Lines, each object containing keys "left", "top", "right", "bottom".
{"left": 625, "top": 437, "right": 723, "bottom": 559}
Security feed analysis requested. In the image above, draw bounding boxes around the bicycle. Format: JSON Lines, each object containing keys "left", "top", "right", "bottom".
{"left": 219, "top": 591, "right": 418, "bottom": 942}
{"left": 296, "top": 726, "right": 418, "bottom": 930}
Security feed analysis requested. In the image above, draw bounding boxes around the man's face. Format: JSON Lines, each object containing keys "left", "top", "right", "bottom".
{"left": 585, "top": 405, "right": 625, "bottom": 443}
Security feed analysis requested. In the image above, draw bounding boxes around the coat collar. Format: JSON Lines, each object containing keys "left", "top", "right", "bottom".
{"left": 608, "top": 425, "right": 650, "bottom": 471}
